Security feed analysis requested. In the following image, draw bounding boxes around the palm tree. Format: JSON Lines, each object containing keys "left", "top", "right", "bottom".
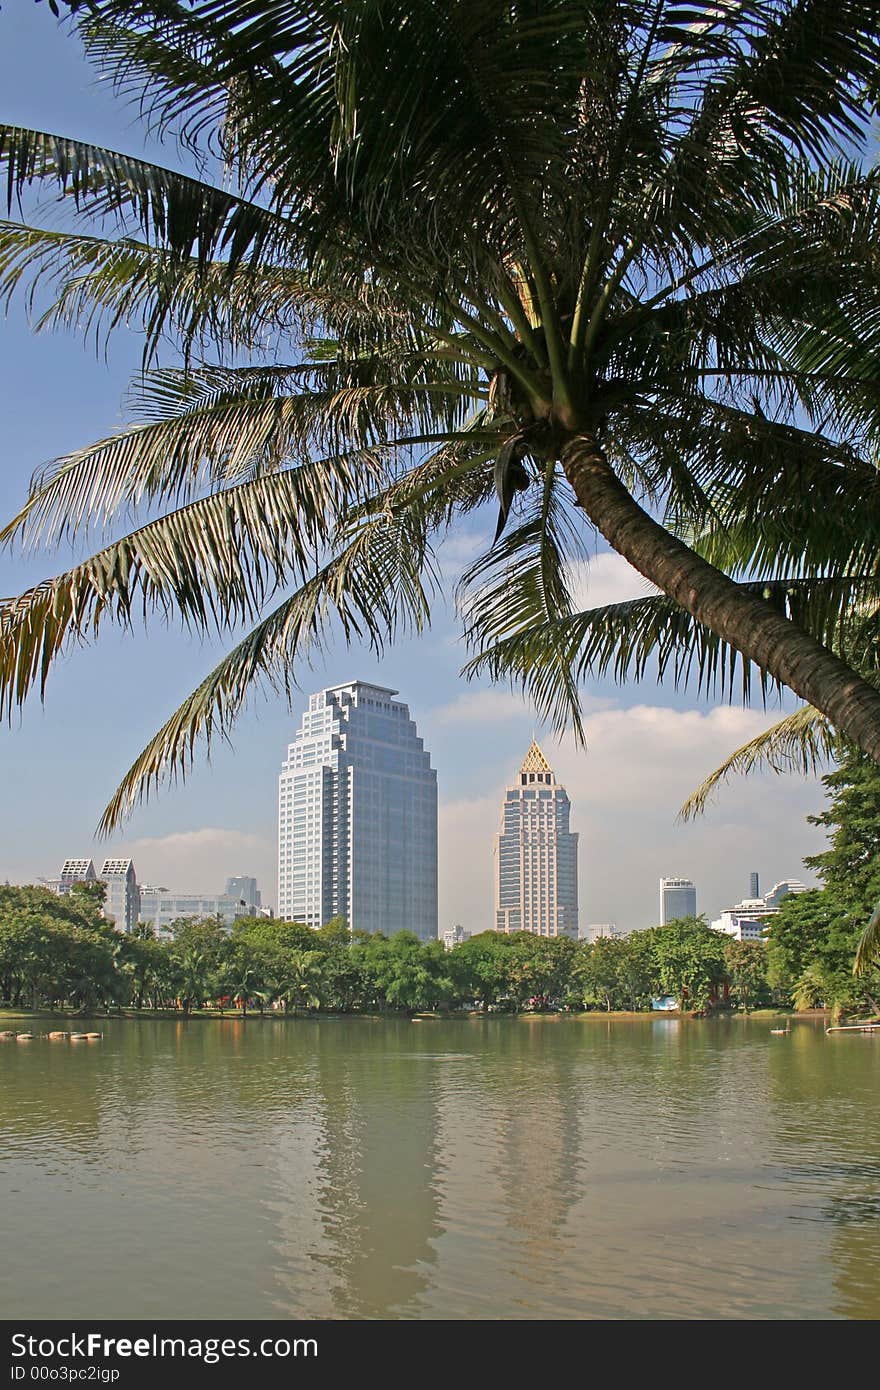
{"left": 174, "top": 945, "right": 208, "bottom": 1018}
{"left": 3, "top": 2, "right": 880, "bottom": 829}
{"left": 275, "top": 949, "right": 323, "bottom": 1014}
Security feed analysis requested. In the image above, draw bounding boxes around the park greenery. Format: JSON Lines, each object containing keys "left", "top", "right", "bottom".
{"left": 2, "top": 742, "right": 878, "bottom": 1019}
{"left": 0, "top": 895, "right": 871, "bottom": 1020}
{"left": 0, "top": 895, "right": 759, "bottom": 1016}
{"left": 2, "top": 3, "right": 880, "bottom": 836}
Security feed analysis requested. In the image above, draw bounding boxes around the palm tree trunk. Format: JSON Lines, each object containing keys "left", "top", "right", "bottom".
{"left": 562, "top": 436, "right": 880, "bottom": 761}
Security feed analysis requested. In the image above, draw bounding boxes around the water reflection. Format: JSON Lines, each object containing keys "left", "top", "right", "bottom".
{"left": 1, "top": 1017, "right": 878, "bottom": 1318}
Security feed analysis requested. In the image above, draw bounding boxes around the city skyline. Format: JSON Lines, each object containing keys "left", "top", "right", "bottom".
{"left": 20, "top": 706, "right": 817, "bottom": 945}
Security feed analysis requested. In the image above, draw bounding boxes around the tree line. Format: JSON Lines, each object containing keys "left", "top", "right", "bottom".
{"left": 0, "top": 897, "right": 875, "bottom": 1021}
{"left": 0, "top": 892, "right": 760, "bottom": 1017}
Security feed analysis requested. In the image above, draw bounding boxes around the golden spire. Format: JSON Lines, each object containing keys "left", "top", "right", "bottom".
{"left": 520, "top": 740, "right": 552, "bottom": 775}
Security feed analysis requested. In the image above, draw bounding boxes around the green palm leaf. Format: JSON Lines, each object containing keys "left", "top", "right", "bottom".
{"left": 0, "top": 124, "right": 287, "bottom": 268}
{"left": 678, "top": 705, "right": 837, "bottom": 821}
{"left": 854, "top": 903, "right": 880, "bottom": 977}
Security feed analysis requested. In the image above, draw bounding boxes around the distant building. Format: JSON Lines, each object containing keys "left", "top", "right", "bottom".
{"left": 712, "top": 880, "right": 807, "bottom": 943}
{"left": 749, "top": 871, "right": 760, "bottom": 899}
{"left": 39, "top": 857, "right": 98, "bottom": 897}
{"left": 139, "top": 886, "right": 259, "bottom": 935}
{"left": 277, "top": 680, "right": 438, "bottom": 939}
{"left": 586, "top": 923, "right": 625, "bottom": 942}
{"left": 443, "top": 924, "right": 470, "bottom": 951}
{"left": 225, "top": 876, "right": 262, "bottom": 911}
{"left": 494, "top": 741, "right": 578, "bottom": 939}
{"left": 712, "top": 904, "right": 768, "bottom": 942}
{"left": 659, "top": 877, "right": 697, "bottom": 925}
{"left": 763, "top": 879, "right": 808, "bottom": 909}
{"left": 60, "top": 858, "right": 97, "bottom": 891}
{"left": 99, "top": 858, "right": 141, "bottom": 935}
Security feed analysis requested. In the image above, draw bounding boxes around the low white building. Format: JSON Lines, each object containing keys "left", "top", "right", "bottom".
{"left": 139, "top": 887, "right": 259, "bottom": 935}
{"left": 712, "top": 904, "right": 769, "bottom": 942}
{"left": 712, "top": 879, "right": 809, "bottom": 943}
{"left": 584, "top": 923, "right": 626, "bottom": 941}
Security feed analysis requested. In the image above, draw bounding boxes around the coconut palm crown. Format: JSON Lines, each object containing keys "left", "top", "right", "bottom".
{"left": 3, "top": 0, "right": 880, "bottom": 831}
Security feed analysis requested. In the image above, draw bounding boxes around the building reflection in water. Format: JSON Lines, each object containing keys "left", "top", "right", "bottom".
{"left": 268, "top": 1020, "right": 443, "bottom": 1318}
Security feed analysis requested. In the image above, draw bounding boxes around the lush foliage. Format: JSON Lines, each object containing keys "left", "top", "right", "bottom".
{"left": 2, "top": 3, "right": 880, "bottom": 832}
{"left": 0, "top": 892, "right": 763, "bottom": 1016}
{"left": 764, "top": 746, "right": 880, "bottom": 1016}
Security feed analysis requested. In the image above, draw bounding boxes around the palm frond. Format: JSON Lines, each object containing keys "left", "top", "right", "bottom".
{"left": 854, "top": 901, "right": 880, "bottom": 976}
{"left": 0, "top": 454, "right": 394, "bottom": 715}
{"left": 1, "top": 359, "right": 490, "bottom": 547}
{"left": 0, "top": 220, "right": 389, "bottom": 358}
{"left": 459, "top": 458, "right": 586, "bottom": 731}
{"left": 0, "top": 123, "right": 286, "bottom": 268}
{"left": 678, "top": 705, "right": 837, "bottom": 821}
{"left": 463, "top": 570, "right": 880, "bottom": 733}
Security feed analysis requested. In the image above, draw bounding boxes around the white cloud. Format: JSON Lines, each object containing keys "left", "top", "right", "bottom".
{"left": 434, "top": 529, "right": 492, "bottom": 580}
{"left": 430, "top": 686, "right": 614, "bottom": 728}
{"left": 437, "top": 702, "right": 826, "bottom": 937}
{"left": 122, "top": 827, "right": 273, "bottom": 895}
{"left": 431, "top": 689, "right": 534, "bottom": 726}
{"left": 568, "top": 550, "right": 658, "bottom": 610}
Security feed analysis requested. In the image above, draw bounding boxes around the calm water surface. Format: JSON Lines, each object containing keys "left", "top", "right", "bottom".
{"left": 2, "top": 1015, "right": 879, "bottom": 1319}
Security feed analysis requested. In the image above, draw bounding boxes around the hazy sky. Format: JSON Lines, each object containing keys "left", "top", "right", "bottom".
{"left": 0, "top": 7, "right": 827, "bottom": 931}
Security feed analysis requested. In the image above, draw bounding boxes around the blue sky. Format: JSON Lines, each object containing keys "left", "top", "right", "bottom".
{"left": 0, "top": 6, "right": 827, "bottom": 931}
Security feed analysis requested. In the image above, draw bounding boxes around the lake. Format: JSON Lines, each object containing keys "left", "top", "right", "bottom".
{"left": 2, "top": 1015, "right": 879, "bottom": 1319}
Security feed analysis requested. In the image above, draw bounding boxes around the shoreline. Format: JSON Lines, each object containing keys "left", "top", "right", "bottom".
{"left": 0, "top": 1005, "right": 822, "bottom": 1025}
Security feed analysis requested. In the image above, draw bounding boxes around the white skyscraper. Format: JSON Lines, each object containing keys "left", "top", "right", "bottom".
{"left": 277, "top": 681, "right": 438, "bottom": 939}
{"left": 659, "top": 877, "right": 697, "bottom": 925}
{"left": 99, "top": 858, "right": 141, "bottom": 934}
{"left": 494, "top": 742, "right": 579, "bottom": 938}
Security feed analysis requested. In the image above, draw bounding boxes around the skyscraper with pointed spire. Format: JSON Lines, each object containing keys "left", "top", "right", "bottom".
{"left": 493, "top": 741, "right": 579, "bottom": 937}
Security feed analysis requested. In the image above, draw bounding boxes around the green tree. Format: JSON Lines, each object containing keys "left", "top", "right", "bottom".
{"left": 0, "top": 884, "right": 124, "bottom": 1010}
{"left": 650, "top": 918, "right": 728, "bottom": 1014}
{"left": 760, "top": 747, "right": 880, "bottom": 1010}
{"left": 119, "top": 928, "right": 172, "bottom": 1010}
{"left": 366, "top": 932, "right": 452, "bottom": 1013}
{"left": 766, "top": 890, "right": 839, "bottom": 998}
{"left": 450, "top": 933, "right": 515, "bottom": 1012}
{"left": 231, "top": 917, "right": 317, "bottom": 1002}
{"left": 724, "top": 940, "right": 770, "bottom": 1013}
{"left": 575, "top": 938, "right": 629, "bottom": 1012}
{"left": 315, "top": 918, "right": 352, "bottom": 950}
{"left": 275, "top": 949, "right": 323, "bottom": 1014}
{"left": 806, "top": 750, "right": 880, "bottom": 919}
{"left": 3, "top": 4, "right": 880, "bottom": 834}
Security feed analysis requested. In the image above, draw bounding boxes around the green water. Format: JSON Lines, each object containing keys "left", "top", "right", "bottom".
{"left": 1, "top": 1015, "right": 878, "bottom": 1320}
